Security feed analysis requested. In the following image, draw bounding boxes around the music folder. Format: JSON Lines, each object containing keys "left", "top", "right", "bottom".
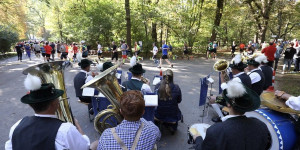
{"left": 144, "top": 95, "right": 158, "bottom": 106}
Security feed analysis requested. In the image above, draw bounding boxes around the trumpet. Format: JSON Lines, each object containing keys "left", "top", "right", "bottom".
{"left": 213, "top": 59, "right": 230, "bottom": 82}
{"left": 141, "top": 76, "right": 150, "bottom": 84}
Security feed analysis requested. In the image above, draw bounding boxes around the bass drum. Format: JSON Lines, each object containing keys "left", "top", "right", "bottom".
{"left": 245, "top": 108, "right": 298, "bottom": 150}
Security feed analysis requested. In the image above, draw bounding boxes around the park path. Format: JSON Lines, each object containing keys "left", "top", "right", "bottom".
{"left": 0, "top": 55, "right": 220, "bottom": 150}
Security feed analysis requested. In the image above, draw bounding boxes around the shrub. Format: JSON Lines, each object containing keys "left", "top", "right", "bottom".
{"left": 0, "top": 25, "right": 19, "bottom": 54}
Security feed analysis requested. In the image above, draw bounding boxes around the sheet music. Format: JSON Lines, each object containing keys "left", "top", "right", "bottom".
{"left": 144, "top": 95, "right": 158, "bottom": 106}
{"left": 98, "top": 92, "right": 105, "bottom": 97}
{"left": 116, "top": 73, "right": 122, "bottom": 79}
{"left": 82, "top": 87, "right": 95, "bottom": 96}
{"left": 152, "top": 77, "right": 161, "bottom": 85}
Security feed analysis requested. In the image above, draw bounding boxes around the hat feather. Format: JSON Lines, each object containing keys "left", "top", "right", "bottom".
{"left": 96, "top": 63, "right": 103, "bottom": 71}
{"left": 226, "top": 80, "right": 246, "bottom": 98}
{"left": 130, "top": 56, "right": 137, "bottom": 67}
{"left": 77, "top": 53, "right": 83, "bottom": 62}
{"left": 232, "top": 54, "right": 242, "bottom": 64}
{"left": 254, "top": 55, "right": 267, "bottom": 64}
{"left": 24, "top": 74, "right": 42, "bottom": 91}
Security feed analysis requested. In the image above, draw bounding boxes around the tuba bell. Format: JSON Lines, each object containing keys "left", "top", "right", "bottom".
{"left": 82, "top": 63, "right": 123, "bottom": 133}
{"left": 23, "top": 61, "right": 74, "bottom": 124}
{"left": 213, "top": 59, "right": 230, "bottom": 82}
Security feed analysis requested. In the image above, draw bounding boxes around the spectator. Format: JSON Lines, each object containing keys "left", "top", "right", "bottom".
{"left": 274, "top": 42, "right": 283, "bottom": 71}
{"left": 282, "top": 43, "right": 296, "bottom": 74}
{"left": 261, "top": 40, "right": 276, "bottom": 67}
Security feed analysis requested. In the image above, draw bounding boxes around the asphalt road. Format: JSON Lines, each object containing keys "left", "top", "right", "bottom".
{"left": 0, "top": 54, "right": 221, "bottom": 150}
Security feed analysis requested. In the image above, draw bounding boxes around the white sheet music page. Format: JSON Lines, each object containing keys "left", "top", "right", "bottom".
{"left": 116, "top": 73, "right": 122, "bottom": 79}
{"left": 152, "top": 77, "right": 161, "bottom": 85}
{"left": 144, "top": 95, "right": 158, "bottom": 106}
{"left": 82, "top": 87, "right": 95, "bottom": 96}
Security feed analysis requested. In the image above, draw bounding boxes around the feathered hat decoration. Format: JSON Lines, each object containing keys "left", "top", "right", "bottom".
{"left": 130, "top": 56, "right": 137, "bottom": 67}
{"left": 255, "top": 55, "right": 268, "bottom": 64}
{"left": 96, "top": 63, "right": 104, "bottom": 71}
{"left": 232, "top": 54, "right": 242, "bottom": 65}
{"left": 24, "top": 73, "right": 42, "bottom": 91}
{"left": 225, "top": 80, "right": 246, "bottom": 98}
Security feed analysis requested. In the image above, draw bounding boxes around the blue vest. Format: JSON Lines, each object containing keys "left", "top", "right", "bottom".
{"left": 236, "top": 73, "right": 252, "bottom": 89}
{"left": 12, "top": 116, "right": 62, "bottom": 150}
{"left": 249, "top": 69, "right": 265, "bottom": 95}
{"left": 260, "top": 65, "right": 273, "bottom": 90}
{"left": 74, "top": 72, "right": 86, "bottom": 97}
{"left": 122, "top": 79, "right": 143, "bottom": 91}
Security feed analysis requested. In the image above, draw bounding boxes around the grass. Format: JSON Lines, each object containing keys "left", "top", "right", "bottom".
{"left": 275, "top": 73, "right": 300, "bottom": 96}
{"left": 0, "top": 52, "right": 17, "bottom": 60}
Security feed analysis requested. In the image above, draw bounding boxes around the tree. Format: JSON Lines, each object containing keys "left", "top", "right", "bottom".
{"left": 125, "top": 0, "right": 132, "bottom": 50}
{"left": 210, "top": 0, "right": 224, "bottom": 42}
{"left": 0, "top": 25, "right": 19, "bottom": 54}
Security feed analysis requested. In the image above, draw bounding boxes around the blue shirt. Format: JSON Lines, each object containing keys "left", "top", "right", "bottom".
{"left": 97, "top": 118, "right": 160, "bottom": 150}
{"left": 162, "top": 44, "right": 168, "bottom": 55}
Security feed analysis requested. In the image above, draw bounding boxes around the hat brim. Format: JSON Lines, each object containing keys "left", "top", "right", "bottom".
{"left": 21, "top": 89, "right": 64, "bottom": 104}
{"left": 223, "top": 85, "right": 260, "bottom": 112}
{"left": 129, "top": 68, "right": 145, "bottom": 74}
{"left": 229, "top": 63, "right": 247, "bottom": 70}
{"left": 247, "top": 60, "right": 260, "bottom": 66}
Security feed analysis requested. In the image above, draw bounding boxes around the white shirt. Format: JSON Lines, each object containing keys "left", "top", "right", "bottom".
{"left": 80, "top": 70, "right": 93, "bottom": 83}
{"left": 97, "top": 44, "right": 102, "bottom": 53}
{"left": 221, "top": 115, "right": 242, "bottom": 122}
{"left": 220, "top": 72, "right": 244, "bottom": 90}
{"left": 286, "top": 96, "right": 300, "bottom": 111}
{"left": 131, "top": 77, "right": 152, "bottom": 93}
{"left": 153, "top": 46, "right": 158, "bottom": 55}
{"left": 5, "top": 114, "right": 90, "bottom": 150}
{"left": 247, "top": 68, "right": 262, "bottom": 84}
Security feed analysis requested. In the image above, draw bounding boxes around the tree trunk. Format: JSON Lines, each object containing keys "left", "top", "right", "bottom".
{"left": 160, "top": 22, "right": 163, "bottom": 45}
{"left": 152, "top": 22, "right": 157, "bottom": 44}
{"left": 210, "top": 0, "right": 224, "bottom": 42}
{"left": 125, "top": 0, "right": 132, "bottom": 50}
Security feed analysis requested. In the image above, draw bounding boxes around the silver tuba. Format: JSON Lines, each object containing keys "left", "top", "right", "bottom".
{"left": 82, "top": 63, "right": 123, "bottom": 133}
{"left": 23, "top": 61, "right": 74, "bottom": 124}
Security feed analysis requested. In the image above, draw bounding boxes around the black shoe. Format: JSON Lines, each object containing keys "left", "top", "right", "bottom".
{"left": 211, "top": 116, "right": 221, "bottom": 122}
{"left": 89, "top": 108, "right": 94, "bottom": 115}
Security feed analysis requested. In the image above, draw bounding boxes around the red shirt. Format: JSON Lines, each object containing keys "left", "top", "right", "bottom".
{"left": 44, "top": 45, "right": 52, "bottom": 54}
{"left": 262, "top": 45, "right": 276, "bottom": 61}
{"left": 73, "top": 46, "right": 78, "bottom": 54}
{"left": 240, "top": 43, "right": 245, "bottom": 49}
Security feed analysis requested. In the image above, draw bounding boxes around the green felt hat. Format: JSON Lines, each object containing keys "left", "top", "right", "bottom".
{"left": 129, "top": 63, "right": 145, "bottom": 74}
{"left": 21, "top": 83, "right": 64, "bottom": 104}
{"left": 103, "top": 62, "right": 114, "bottom": 71}
{"left": 222, "top": 81, "right": 260, "bottom": 112}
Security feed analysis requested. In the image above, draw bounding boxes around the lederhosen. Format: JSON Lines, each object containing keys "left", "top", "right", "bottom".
{"left": 249, "top": 69, "right": 265, "bottom": 95}
{"left": 111, "top": 122, "right": 144, "bottom": 150}
{"left": 12, "top": 116, "right": 62, "bottom": 150}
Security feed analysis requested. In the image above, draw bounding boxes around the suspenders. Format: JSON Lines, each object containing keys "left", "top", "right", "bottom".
{"left": 111, "top": 122, "right": 145, "bottom": 150}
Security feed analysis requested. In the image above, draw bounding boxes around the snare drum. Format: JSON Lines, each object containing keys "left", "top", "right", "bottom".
{"left": 245, "top": 108, "right": 298, "bottom": 150}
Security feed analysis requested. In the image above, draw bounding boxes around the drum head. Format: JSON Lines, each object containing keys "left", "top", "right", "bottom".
{"left": 245, "top": 111, "right": 279, "bottom": 150}
{"left": 189, "top": 123, "right": 211, "bottom": 139}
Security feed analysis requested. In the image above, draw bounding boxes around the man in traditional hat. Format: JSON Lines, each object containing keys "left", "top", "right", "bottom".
{"left": 122, "top": 63, "right": 152, "bottom": 93}
{"left": 247, "top": 55, "right": 266, "bottom": 95}
{"left": 5, "top": 74, "right": 91, "bottom": 150}
{"left": 211, "top": 54, "right": 252, "bottom": 122}
{"left": 97, "top": 62, "right": 114, "bottom": 72}
{"left": 259, "top": 55, "right": 273, "bottom": 90}
{"left": 97, "top": 90, "right": 161, "bottom": 150}
{"left": 191, "top": 80, "right": 270, "bottom": 150}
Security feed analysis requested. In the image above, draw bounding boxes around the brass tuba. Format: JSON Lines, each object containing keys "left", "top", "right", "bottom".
{"left": 82, "top": 63, "right": 123, "bottom": 133}
{"left": 213, "top": 59, "right": 230, "bottom": 82}
{"left": 23, "top": 61, "right": 74, "bottom": 124}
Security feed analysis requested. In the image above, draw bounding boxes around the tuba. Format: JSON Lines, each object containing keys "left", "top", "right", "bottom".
{"left": 82, "top": 63, "right": 123, "bottom": 133}
{"left": 23, "top": 61, "right": 74, "bottom": 124}
{"left": 213, "top": 59, "right": 230, "bottom": 82}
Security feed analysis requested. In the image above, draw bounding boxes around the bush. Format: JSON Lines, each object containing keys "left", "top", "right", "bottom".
{"left": 0, "top": 25, "right": 19, "bottom": 54}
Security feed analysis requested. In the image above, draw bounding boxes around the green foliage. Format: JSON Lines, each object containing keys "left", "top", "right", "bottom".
{"left": 0, "top": 26, "right": 19, "bottom": 54}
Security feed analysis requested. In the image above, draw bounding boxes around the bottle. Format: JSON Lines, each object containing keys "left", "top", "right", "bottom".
{"left": 160, "top": 69, "right": 162, "bottom": 76}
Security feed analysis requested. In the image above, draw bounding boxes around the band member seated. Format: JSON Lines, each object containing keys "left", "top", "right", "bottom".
{"left": 74, "top": 59, "right": 97, "bottom": 113}
{"left": 97, "top": 90, "right": 161, "bottom": 150}
{"left": 247, "top": 55, "right": 266, "bottom": 95}
{"left": 211, "top": 54, "right": 252, "bottom": 122}
{"left": 97, "top": 62, "right": 114, "bottom": 72}
{"left": 122, "top": 62, "right": 152, "bottom": 93}
{"left": 5, "top": 74, "right": 91, "bottom": 150}
{"left": 259, "top": 55, "right": 273, "bottom": 90}
{"left": 154, "top": 69, "right": 182, "bottom": 133}
{"left": 192, "top": 80, "right": 270, "bottom": 150}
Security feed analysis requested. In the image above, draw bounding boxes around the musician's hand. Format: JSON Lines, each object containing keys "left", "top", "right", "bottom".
{"left": 209, "top": 96, "right": 217, "bottom": 104}
{"left": 244, "top": 67, "right": 249, "bottom": 73}
{"left": 275, "top": 90, "right": 291, "bottom": 101}
{"left": 92, "top": 72, "right": 98, "bottom": 77}
{"left": 190, "top": 128, "right": 201, "bottom": 140}
{"left": 220, "top": 72, "right": 226, "bottom": 83}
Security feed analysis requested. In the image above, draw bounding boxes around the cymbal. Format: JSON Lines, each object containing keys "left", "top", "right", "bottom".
{"left": 260, "top": 91, "right": 300, "bottom": 114}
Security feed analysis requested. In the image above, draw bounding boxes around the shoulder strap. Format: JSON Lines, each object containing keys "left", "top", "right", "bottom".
{"left": 111, "top": 128, "right": 128, "bottom": 150}
{"left": 131, "top": 122, "right": 144, "bottom": 150}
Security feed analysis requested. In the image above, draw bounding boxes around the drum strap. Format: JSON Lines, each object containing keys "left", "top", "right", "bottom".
{"left": 111, "top": 122, "right": 144, "bottom": 150}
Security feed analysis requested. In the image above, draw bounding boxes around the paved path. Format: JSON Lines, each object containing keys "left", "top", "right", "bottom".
{"left": 0, "top": 55, "right": 221, "bottom": 149}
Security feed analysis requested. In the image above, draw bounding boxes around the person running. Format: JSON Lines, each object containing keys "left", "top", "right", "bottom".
{"left": 111, "top": 41, "right": 118, "bottom": 62}
{"left": 73, "top": 43, "right": 78, "bottom": 62}
{"left": 231, "top": 41, "right": 236, "bottom": 58}
{"left": 120, "top": 41, "right": 127, "bottom": 64}
{"left": 24, "top": 43, "right": 32, "bottom": 61}
{"left": 212, "top": 41, "right": 218, "bottom": 59}
{"left": 158, "top": 40, "right": 173, "bottom": 68}
{"left": 50, "top": 42, "right": 56, "bottom": 60}
{"left": 183, "top": 42, "right": 189, "bottom": 60}
{"left": 97, "top": 42, "right": 103, "bottom": 61}
{"left": 60, "top": 43, "right": 68, "bottom": 60}
{"left": 152, "top": 43, "right": 158, "bottom": 64}
{"left": 56, "top": 41, "right": 61, "bottom": 58}
{"left": 44, "top": 42, "right": 52, "bottom": 62}
{"left": 33, "top": 42, "right": 41, "bottom": 58}
{"left": 168, "top": 42, "right": 173, "bottom": 59}
{"left": 15, "top": 43, "right": 23, "bottom": 62}
{"left": 40, "top": 42, "right": 46, "bottom": 62}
